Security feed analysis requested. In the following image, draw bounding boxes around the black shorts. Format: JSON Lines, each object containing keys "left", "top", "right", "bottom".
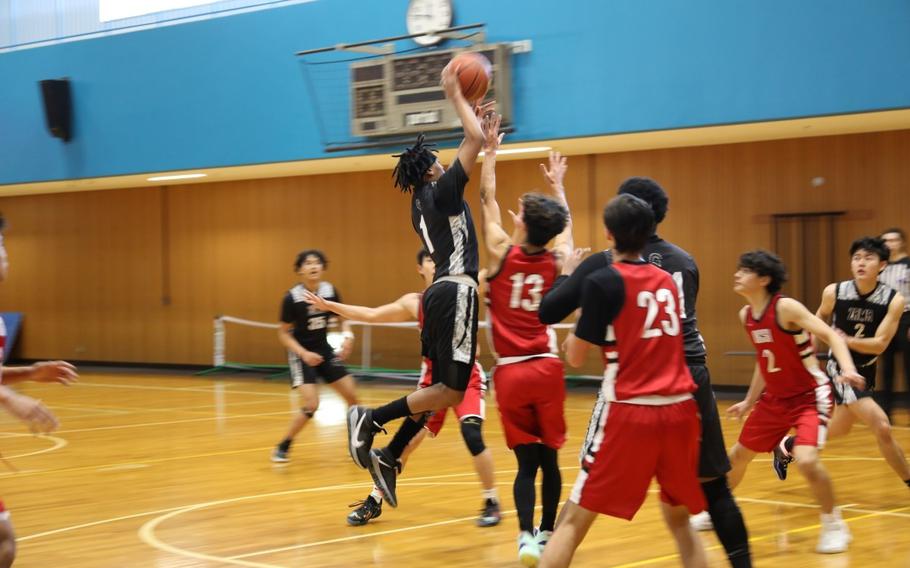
{"left": 288, "top": 347, "right": 349, "bottom": 387}
{"left": 827, "top": 359, "right": 875, "bottom": 405}
{"left": 421, "top": 280, "right": 479, "bottom": 391}
{"left": 689, "top": 365, "right": 731, "bottom": 479}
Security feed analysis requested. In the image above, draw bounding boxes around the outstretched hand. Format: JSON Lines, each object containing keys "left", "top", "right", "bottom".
{"left": 0, "top": 391, "right": 58, "bottom": 433}
{"left": 836, "top": 369, "right": 866, "bottom": 390}
{"left": 540, "top": 151, "right": 568, "bottom": 189}
{"left": 562, "top": 247, "right": 590, "bottom": 276}
{"left": 301, "top": 290, "right": 331, "bottom": 313}
{"left": 30, "top": 361, "right": 78, "bottom": 385}
{"left": 440, "top": 64, "right": 461, "bottom": 100}
{"left": 726, "top": 400, "right": 752, "bottom": 421}
{"left": 482, "top": 112, "right": 504, "bottom": 153}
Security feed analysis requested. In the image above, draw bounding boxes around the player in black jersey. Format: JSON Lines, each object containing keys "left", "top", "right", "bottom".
{"left": 345, "top": 64, "right": 492, "bottom": 507}
{"left": 539, "top": 178, "right": 752, "bottom": 567}
{"left": 272, "top": 249, "right": 358, "bottom": 463}
{"left": 773, "top": 237, "right": 910, "bottom": 489}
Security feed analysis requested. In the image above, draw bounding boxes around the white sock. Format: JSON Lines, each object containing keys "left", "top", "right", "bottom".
{"left": 370, "top": 487, "right": 384, "bottom": 502}
{"left": 483, "top": 488, "right": 498, "bottom": 503}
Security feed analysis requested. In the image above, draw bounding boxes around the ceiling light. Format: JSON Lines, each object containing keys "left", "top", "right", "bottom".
{"left": 147, "top": 173, "right": 207, "bottom": 182}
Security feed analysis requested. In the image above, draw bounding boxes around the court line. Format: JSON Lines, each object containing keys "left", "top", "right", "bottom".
{"left": 611, "top": 503, "right": 910, "bottom": 567}
{"left": 53, "top": 409, "right": 293, "bottom": 434}
{"left": 0, "top": 433, "right": 67, "bottom": 459}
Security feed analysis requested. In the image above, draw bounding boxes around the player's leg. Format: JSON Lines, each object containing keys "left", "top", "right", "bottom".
{"left": 0, "top": 512, "right": 14, "bottom": 568}
{"left": 880, "top": 340, "right": 898, "bottom": 422}
{"left": 655, "top": 400, "right": 708, "bottom": 568}
{"left": 273, "top": 381, "right": 319, "bottom": 462}
{"left": 453, "top": 364, "right": 499, "bottom": 526}
{"left": 348, "top": 282, "right": 476, "bottom": 473}
{"left": 848, "top": 397, "right": 910, "bottom": 483}
{"left": 533, "top": 357, "right": 567, "bottom": 551}
{"left": 661, "top": 501, "right": 707, "bottom": 568}
{"left": 827, "top": 400, "right": 857, "bottom": 438}
{"left": 727, "top": 443, "right": 758, "bottom": 490}
{"left": 347, "top": 427, "right": 430, "bottom": 526}
{"left": 327, "top": 373, "right": 358, "bottom": 406}
{"left": 537, "top": 501, "right": 597, "bottom": 568}
{"left": 687, "top": 366, "right": 751, "bottom": 565}
{"left": 536, "top": 444, "right": 561, "bottom": 544}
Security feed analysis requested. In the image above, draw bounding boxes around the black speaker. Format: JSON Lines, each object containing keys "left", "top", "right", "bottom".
{"left": 39, "top": 79, "right": 72, "bottom": 142}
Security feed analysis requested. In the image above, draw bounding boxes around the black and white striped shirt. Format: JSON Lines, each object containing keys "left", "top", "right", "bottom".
{"left": 411, "top": 158, "right": 479, "bottom": 281}
{"left": 879, "top": 257, "right": 910, "bottom": 313}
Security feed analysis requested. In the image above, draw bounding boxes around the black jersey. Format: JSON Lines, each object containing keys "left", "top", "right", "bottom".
{"left": 410, "top": 158, "right": 479, "bottom": 281}
{"left": 539, "top": 234, "right": 707, "bottom": 363}
{"left": 280, "top": 282, "right": 341, "bottom": 351}
{"left": 828, "top": 280, "right": 897, "bottom": 380}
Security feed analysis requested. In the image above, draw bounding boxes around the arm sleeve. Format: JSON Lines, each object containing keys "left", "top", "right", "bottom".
{"left": 574, "top": 269, "right": 625, "bottom": 346}
{"left": 538, "top": 252, "right": 610, "bottom": 324}
{"left": 434, "top": 158, "right": 469, "bottom": 214}
{"left": 280, "top": 294, "right": 295, "bottom": 324}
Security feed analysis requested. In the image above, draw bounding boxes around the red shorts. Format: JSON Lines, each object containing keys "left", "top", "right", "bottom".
{"left": 493, "top": 356, "right": 566, "bottom": 450}
{"left": 738, "top": 385, "right": 833, "bottom": 453}
{"left": 418, "top": 360, "right": 486, "bottom": 436}
{"left": 570, "top": 399, "right": 704, "bottom": 520}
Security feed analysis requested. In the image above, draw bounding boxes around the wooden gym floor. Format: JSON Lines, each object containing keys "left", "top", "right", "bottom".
{"left": 2, "top": 371, "right": 909, "bottom": 567}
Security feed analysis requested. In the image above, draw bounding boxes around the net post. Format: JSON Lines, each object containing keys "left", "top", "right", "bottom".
{"left": 214, "top": 315, "right": 225, "bottom": 367}
{"left": 361, "top": 324, "right": 372, "bottom": 372}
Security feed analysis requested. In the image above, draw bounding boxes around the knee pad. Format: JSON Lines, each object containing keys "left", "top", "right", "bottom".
{"left": 300, "top": 407, "right": 316, "bottom": 419}
{"left": 460, "top": 417, "right": 486, "bottom": 456}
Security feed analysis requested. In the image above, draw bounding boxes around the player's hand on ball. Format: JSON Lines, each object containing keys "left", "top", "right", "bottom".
{"left": 440, "top": 64, "right": 460, "bottom": 99}
{"left": 31, "top": 360, "right": 78, "bottom": 385}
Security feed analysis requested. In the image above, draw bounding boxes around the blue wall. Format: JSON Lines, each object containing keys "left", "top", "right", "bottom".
{"left": 2, "top": 0, "right": 909, "bottom": 185}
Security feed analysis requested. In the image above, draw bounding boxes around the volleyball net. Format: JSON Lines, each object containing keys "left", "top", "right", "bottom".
{"left": 201, "top": 314, "right": 598, "bottom": 383}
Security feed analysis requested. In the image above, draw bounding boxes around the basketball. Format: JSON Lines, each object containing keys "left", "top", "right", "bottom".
{"left": 450, "top": 52, "right": 492, "bottom": 103}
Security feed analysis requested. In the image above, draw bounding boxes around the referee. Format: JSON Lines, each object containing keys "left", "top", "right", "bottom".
{"left": 879, "top": 227, "right": 910, "bottom": 421}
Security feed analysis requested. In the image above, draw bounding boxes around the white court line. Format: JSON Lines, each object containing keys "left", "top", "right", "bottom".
{"left": 0, "top": 433, "right": 67, "bottom": 459}
{"left": 54, "top": 410, "right": 293, "bottom": 434}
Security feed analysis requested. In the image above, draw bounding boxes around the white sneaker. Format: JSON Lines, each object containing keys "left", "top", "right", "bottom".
{"left": 518, "top": 531, "right": 541, "bottom": 567}
{"left": 689, "top": 511, "right": 713, "bottom": 531}
{"left": 535, "top": 528, "right": 553, "bottom": 552}
{"left": 816, "top": 521, "right": 849, "bottom": 554}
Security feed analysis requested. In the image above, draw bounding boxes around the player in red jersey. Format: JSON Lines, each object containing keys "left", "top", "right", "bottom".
{"left": 477, "top": 114, "right": 574, "bottom": 566}
{"left": 726, "top": 250, "right": 865, "bottom": 554}
{"left": 0, "top": 216, "right": 79, "bottom": 567}
{"left": 540, "top": 195, "right": 707, "bottom": 568}
{"left": 303, "top": 250, "right": 500, "bottom": 527}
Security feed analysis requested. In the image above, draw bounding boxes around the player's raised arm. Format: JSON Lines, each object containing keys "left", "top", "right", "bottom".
{"left": 478, "top": 113, "right": 510, "bottom": 269}
{"left": 778, "top": 297, "right": 864, "bottom": 388}
{"left": 441, "top": 64, "right": 484, "bottom": 177}
{"left": 303, "top": 290, "right": 420, "bottom": 324}
{"left": 541, "top": 152, "right": 575, "bottom": 270}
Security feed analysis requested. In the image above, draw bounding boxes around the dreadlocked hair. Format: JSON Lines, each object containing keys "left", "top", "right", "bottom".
{"left": 392, "top": 134, "right": 438, "bottom": 193}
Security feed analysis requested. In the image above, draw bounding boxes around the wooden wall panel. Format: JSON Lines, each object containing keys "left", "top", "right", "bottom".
{"left": 0, "top": 130, "right": 907, "bottom": 387}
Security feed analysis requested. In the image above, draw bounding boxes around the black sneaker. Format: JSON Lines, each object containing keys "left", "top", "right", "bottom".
{"left": 368, "top": 447, "right": 401, "bottom": 508}
{"left": 346, "top": 495, "right": 382, "bottom": 526}
{"left": 348, "top": 406, "right": 379, "bottom": 469}
{"left": 772, "top": 437, "right": 793, "bottom": 481}
{"left": 477, "top": 498, "right": 501, "bottom": 527}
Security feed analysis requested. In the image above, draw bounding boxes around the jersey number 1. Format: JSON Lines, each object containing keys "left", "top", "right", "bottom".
{"left": 419, "top": 215, "right": 435, "bottom": 254}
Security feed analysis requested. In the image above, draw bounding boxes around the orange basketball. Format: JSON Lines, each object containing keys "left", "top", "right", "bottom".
{"left": 449, "top": 52, "right": 492, "bottom": 103}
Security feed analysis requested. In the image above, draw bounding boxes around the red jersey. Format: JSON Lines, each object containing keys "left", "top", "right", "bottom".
{"left": 576, "top": 261, "right": 696, "bottom": 401}
{"left": 744, "top": 294, "right": 826, "bottom": 398}
{"left": 487, "top": 246, "right": 559, "bottom": 358}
